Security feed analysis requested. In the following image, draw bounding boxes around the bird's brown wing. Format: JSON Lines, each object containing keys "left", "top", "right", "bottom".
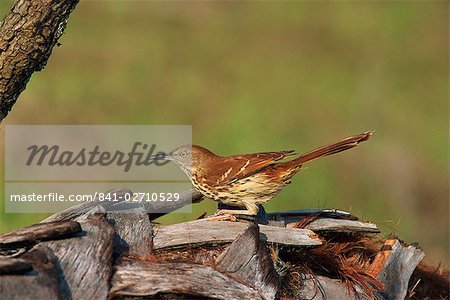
{"left": 203, "top": 150, "right": 296, "bottom": 186}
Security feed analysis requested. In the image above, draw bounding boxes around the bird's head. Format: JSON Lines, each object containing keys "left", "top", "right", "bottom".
{"left": 153, "top": 145, "right": 216, "bottom": 179}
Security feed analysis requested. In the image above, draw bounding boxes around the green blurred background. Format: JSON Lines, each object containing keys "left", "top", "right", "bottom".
{"left": 0, "top": 1, "right": 448, "bottom": 266}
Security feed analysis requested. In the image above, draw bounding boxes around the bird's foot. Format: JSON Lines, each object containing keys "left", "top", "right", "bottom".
{"left": 206, "top": 212, "right": 237, "bottom": 222}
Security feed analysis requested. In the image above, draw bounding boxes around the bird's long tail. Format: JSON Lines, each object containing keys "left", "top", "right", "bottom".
{"left": 286, "top": 131, "right": 373, "bottom": 167}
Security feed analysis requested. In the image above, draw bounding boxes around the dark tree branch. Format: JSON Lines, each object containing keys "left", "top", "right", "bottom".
{"left": 0, "top": 0, "right": 79, "bottom": 121}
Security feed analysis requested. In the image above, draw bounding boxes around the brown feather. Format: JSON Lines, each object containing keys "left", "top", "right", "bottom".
{"left": 278, "top": 131, "right": 373, "bottom": 169}
{"left": 200, "top": 150, "right": 296, "bottom": 185}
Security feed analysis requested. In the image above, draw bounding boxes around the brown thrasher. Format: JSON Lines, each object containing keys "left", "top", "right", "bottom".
{"left": 159, "top": 131, "right": 372, "bottom": 216}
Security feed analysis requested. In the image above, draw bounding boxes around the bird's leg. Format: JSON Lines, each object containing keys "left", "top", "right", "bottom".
{"left": 206, "top": 202, "right": 259, "bottom": 221}
{"left": 216, "top": 201, "right": 259, "bottom": 216}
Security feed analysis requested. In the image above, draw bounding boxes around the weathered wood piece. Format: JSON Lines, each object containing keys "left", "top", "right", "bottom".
{"left": 41, "top": 188, "right": 203, "bottom": 223}
{"left": 0, "top": 257, "right": 32, "bottom": 274}
{"left": 259, "top": 224, "right": 321, "bottom": 246}
{"left": 0, "top": 220, "right": 81, "bottom": 251}
{"left": 215, "top": 223, "right": 279, "bottom": 300}
{"left": 42, "top": 214, "right": 115, "bottom": 300}
{"left": 368, "top": 239, "right": 398, "bottom": 277}
{"left": 110, "top": 258, "right": 263, "bottom": 300}
{"left": 0, "top": 244, "right": 64, "bottom": 299}
{"left": 153, "top": 219, "right": 321, "bottom": 250}
{"left": 295, "top": 274, "right": 387, "bottom": 300}
{"left": 107, "top": 212, "right": 153, "bottom": 257}
{"left": 303, "top": 218, "right": 379, "bottom": 233}
{"left": 0, "top": 209, "right": 437, "bottom": 299}
{"left": 370, "top": 239, "right": 425, "bottom": 300}
{"left": 0, "top": 0, "right": 80, "bottom": 121}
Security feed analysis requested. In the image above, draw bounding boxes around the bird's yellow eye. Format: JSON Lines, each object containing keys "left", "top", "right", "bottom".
{"left": 180, "top": 151, "right": 188, "bottom": 157}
